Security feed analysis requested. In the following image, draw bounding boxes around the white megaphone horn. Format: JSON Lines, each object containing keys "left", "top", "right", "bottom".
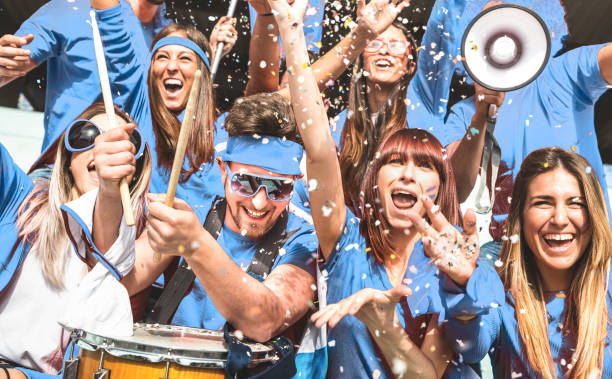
{"left": 461, "top": 3, "right": 551, "bottom": 92}
{"left": 460, "top": 4, "right": 551, "bottom": 215}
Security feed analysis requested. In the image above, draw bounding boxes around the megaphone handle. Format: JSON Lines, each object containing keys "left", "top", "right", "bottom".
{"left": 488, "top": 104, "right": 498, "bottom": 120}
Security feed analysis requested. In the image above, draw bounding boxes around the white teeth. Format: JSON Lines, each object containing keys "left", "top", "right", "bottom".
{"left": 543, "top": 234, "right": 574, "bottom": 241}
{"left": 164, "top": 78, "right": 183, "bottom": 86}
{"left": 245, "top": 207, "right": 266, "bottom": 218}
{"left": 374, "top": 59, "right": 391, "bottom": 67}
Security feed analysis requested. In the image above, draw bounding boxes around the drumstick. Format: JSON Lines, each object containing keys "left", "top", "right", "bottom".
{"left": 90, "top": 10, "right": 135, "bottom": 227}
{"left": 165, "top": 70, "right": 202, "bottom": 207}
{"left": 210, "top": 0, "right": 239, "bottom": 81}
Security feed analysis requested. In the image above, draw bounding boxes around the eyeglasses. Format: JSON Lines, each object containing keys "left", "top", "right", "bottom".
{"left": 64, "top": 119, "right": 145, "bottom": 159}
{"left": 365, "top": 39, "right": 412, "bottom": 56}
{"left": 226, "top": 164, "right": 295, "bottom": 202}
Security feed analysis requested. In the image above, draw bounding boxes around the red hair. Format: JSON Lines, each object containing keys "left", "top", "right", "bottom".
{"left": 358, "top": 128, "right": 462, "bottom": 263}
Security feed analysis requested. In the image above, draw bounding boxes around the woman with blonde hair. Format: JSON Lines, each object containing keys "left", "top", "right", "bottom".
{"left": 0, "top": 102, "right": 151, "bottom": 378}
{"left": 410, "top": 147, "right": 612, "bottom": 378}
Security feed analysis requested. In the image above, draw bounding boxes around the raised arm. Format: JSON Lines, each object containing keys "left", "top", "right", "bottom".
{"left": 277, "top": 0, "right": 409, "bottom": 99}
{"left": 270, "top": 0, "right": 346, "bottom": 259}
{"left": 599, "top": 43, "right": 612, "bottom": 84}
{"left": 245, "top": 0, "right": 281, "bottom": 95}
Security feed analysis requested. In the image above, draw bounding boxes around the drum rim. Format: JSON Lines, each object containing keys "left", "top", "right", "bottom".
{"left": 75, "top": 323, "right": 279, "bottom": 369}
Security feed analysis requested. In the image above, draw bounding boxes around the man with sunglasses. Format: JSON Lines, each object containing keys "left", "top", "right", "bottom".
{"left": 92, "top": 94, "right": 317, "bottom": 350}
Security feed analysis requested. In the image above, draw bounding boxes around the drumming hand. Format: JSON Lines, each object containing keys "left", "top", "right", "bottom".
{"left": 146, "top": 193, "right": 205, "bottom": 257}
{"left": 406, "top": 196, "right": 479, "bottom": 287}
{"left": 93, "top": 123, "right": 137, "bottom": 200}
{"left": 0, "top": 34, "right": 36, "bottom": 78}
{"left": 311, "top": 285, "right": 411, "bottom": 330}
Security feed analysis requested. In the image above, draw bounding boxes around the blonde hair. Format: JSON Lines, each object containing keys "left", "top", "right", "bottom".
{"left": 16, "top": 103, "right": 152, "bottom": 288}
{"left": 499, "top": 147, "right": 611, "bottom": 378}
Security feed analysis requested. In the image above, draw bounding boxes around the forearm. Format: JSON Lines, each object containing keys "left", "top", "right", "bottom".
{"left": 245, "top": 14, "right": 280, "bottom": 95}
{"left": 92, "top": 191, "right": 123, "bottom": 253}
{"left": 185, "top": 234, "right": 292, "bottom": 341}
{"left": 449, "top": 114, "right": 487, "bottom": 202}
{"left": 0, "top": 75, "right": 19, "bottom": 88}
{"left": 598, "top": 43, "right": 612, "bottom": 84}
{"left": 368, "top": 323, "right": 437, "bottom": 378}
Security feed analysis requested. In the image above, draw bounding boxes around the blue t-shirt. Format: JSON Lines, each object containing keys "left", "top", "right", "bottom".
{"left": 94, "top": 4, "right": 225, "bottom": 223}
{"left": 443, "top": 265, "right": 612, "bottom": 378}
{"left": 445, "top": 44, "right": 611, "bottom": 241}
{"left": 16, "top": 0, "right": 162, "bottom": 159}
{"left": 323, "top": 210, "right": 445, "bottom": 379}
{"left": 0, "top": 143, "right": 34, "bottom": 296}
{"left": 172, "top": 205, "right": 318, "bottom": 330}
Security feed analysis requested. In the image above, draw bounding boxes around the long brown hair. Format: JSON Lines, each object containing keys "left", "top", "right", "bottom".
{"left": 16, "top": 102, "right": 152, "bottom": 288}
{"left": 500, "top": 147, "right": 611, "bottom": 378}
{"left": 359, "top": 128, "right": 461, "bottom": 263}
{"left": 339, "top": 21, "right": 417, "bottom": 208}
{"left": 148, "top": 24, "right": 215, "bottom": 179}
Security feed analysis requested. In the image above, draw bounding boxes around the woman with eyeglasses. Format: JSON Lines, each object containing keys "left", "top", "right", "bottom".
{"left": 271, "top": 0, "right": 476, "bottom": 377}
{"left": 0, "top": 102, "right": 151, "bottom": 378}
{"left": 407, "top": 147, "right": 612, "bottom": 378}
{"left": 333, "top": 2, "right": 505, "bottom": 210}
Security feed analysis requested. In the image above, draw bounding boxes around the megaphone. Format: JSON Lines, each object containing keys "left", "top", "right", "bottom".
{"left": 461, "top": 4, "right": 551, "bottom": 92}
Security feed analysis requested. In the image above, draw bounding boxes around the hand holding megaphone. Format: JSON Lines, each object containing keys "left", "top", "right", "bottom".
{"left": 474, "top": 83, "right": 505, "bottom": 122}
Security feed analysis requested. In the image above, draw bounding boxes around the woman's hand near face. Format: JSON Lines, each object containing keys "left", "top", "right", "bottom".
{"left": 93, "top": 123, "right": 137, "bottom": 200}
{"left": 407, "top": 196, "right": 480, "bottom": 286}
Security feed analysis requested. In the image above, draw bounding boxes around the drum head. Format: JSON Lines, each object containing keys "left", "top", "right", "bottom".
{"left": 76, "top": 324, "right": 278, "bottom": 369}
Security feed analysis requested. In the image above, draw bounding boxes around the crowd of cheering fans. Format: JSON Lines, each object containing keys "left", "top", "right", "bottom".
{"left": 0, "top": 0, "right": 611, "bottom": 378}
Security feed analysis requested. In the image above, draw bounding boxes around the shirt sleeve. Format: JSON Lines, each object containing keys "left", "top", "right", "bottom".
{"left": 93, "top": 4, "right": 151, "bottom": 132}
{"left": 547, "top": 43, "right": 610, "bottom": 105}
{"left": 440, "top": 263, "right": 504, "bottom": 363}
{"left": 409, "top": 0, "right": 467, "bottom": 117}
{"left": 276, "top": 218, "right": 318, "bottom": 278}
{"left": 322, "top": 209, "right": 364, "bottom": 277}
{"left": 0, "top": 143, "right": 34, "bottom": 222}
{"left": 15, "top": 2, "right": 62, "bottom": 65}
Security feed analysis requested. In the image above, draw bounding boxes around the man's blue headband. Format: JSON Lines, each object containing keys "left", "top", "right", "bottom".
{"left": 220, "top": 134, "right": 304, "bottom": 176}
{"left": 151, "top": 36, "right": 210, "bottom": 70}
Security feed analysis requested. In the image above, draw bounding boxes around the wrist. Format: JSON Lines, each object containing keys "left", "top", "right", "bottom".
{"left": 354, "top": 22, "right": 376, "bottom": 41}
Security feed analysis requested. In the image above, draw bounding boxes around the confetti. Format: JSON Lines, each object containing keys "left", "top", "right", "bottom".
{"left": 586, "top": 166, "right": 592, "bottom": 174}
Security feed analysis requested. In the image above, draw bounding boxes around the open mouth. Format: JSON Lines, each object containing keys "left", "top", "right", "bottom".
{"left": 391, "top": 190, "right": 417, "bottom": 209}
{"left": 243, "top": 206, "right": 268, "bottom": 220}
{"left": 373, "top": 58, "right": 392, "bottom": 69}
{"left": 87, "top": 161, "right": 96, "bottom": 172}
{"left": 163, "top": 78, "right": 184, "bottom": 94}
{"left": 542, "top": 233, "right": 575, "bottom": 250}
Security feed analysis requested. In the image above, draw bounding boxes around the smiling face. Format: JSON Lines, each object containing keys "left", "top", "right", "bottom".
{"left": 151, "top": 31, "right": 198, "bottom": 113}
{"left": 69, "top": 114, "right": 127, "bottom": 196}
{"left": 220, "top": 161, "right": 294, "bottom": 240}
{"left": 363, "top": 26, "right": 415, "bottom": 87}
{"left": 377, "top": 157, "right": 440, "bottom": 231}
{"left": 522, "top": 167, "right": 592, "bottom": 278}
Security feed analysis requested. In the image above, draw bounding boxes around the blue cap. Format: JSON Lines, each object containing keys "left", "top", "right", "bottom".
{"left": 151, "top": 36, "right": 210, "bottom": 69}
{"left": 220, "top": 134, "right": 304, "bottom": 176}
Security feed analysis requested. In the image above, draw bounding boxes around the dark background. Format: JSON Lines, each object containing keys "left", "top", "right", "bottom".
{"left": 0, "top": 0, "right": 610, "bottom": 161}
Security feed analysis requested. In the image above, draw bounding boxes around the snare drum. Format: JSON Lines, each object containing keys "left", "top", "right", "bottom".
{"left": 63, "top": 324, "right": 279, "bottom": 379}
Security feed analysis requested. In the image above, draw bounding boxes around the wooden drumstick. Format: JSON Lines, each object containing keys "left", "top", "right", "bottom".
{"left": 165, "top": 70, "right": 202, "bottom": 207}
{"left": 90, "top": 11, "right": 135, "bottom": 226}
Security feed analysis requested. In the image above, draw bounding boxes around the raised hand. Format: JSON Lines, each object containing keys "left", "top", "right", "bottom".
{"left": 407, "top": 196, "right": 479, "bottom": 286}
{"left": 0, "top": 34, "right": 36, "bottom": 78}
{"left": 210, "top": 16, "right": 238, "bottom": 59}
{"left": 267, "top": 0, "right": 308, "bottom": 31}
{"left": 357, "top": 0, "right": 410, "bottom": 38}
{"left": 474, "top": 83, "right": 505, "bottom": 120}
{"left": 311, "top": 285, "right": 412, "bottom": 329}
